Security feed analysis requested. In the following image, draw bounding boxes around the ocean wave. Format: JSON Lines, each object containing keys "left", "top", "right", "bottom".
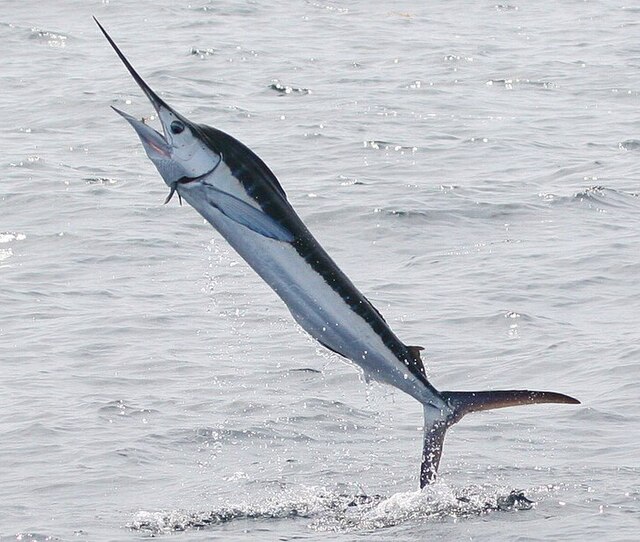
{"left": 539, "top": 186, "right": 640, "bottom": 209}
{"left": 28, "top": 27, "right": 68, "bottom": 47}
{"left": 98, "top": 400, "right": 159, "bottom": 422}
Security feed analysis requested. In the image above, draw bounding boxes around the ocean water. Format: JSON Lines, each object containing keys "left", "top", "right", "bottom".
{"left": 1, "top": 0, "right": 639, "bottom": 540}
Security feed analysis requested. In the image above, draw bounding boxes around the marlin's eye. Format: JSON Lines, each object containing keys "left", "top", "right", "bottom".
{"left": 170, "top": 121, "right": 185, "bottom": 135}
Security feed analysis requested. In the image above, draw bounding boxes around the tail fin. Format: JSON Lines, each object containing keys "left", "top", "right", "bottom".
{"left": 420, "top": 389, "right": 579, "bottom": 488}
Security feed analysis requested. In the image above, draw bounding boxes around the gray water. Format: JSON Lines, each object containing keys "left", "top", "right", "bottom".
{"left": 1, "top": 0, "right": 639, "bottom": 540}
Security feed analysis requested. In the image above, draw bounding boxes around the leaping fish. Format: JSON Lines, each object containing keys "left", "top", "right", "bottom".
{"left": 96, "top": 19, "right": 579, "bottom": 488}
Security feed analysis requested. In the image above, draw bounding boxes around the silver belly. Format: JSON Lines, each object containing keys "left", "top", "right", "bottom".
{"left": 182, "top": 189, "right": 437, "bottom": 405}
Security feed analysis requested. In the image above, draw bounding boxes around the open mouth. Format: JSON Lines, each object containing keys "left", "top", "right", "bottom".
{"left": 111, "top": 106, "right": 172, "bottom": 158}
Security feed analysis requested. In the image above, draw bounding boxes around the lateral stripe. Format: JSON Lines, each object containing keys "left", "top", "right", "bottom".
{"left": 197, "top": 125, "right": 430, "bottom": 387}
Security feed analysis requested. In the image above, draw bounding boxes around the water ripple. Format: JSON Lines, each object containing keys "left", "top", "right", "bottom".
{"left": 190, "top": 47, "right": 216, "bottom": 59}
{"left": 269, "top": 80, "right": 312, "bottom": 95}
{"left": 28, "top": 27, "right": 68, "bottom": 47}
{"left": 619, "top": 139, "right": 640, "bottom": 150}
{"left": 486, "top": 78, "right": 556, "bottom": 90}
{"left": 540, "top": 186, "right": 640, "bottom": 209}
{"left": 363, "top": 140, "right": 418, "bottom": 152}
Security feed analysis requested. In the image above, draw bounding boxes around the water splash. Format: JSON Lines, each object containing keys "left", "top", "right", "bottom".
{"left": 129, "top": 483, "right": 539, "bottom": 535}
{"left": 0, "top": 232, "right": 26, "bottom": 244}
{"left": 0, "top": 232, "right": 25, "bottom": 264}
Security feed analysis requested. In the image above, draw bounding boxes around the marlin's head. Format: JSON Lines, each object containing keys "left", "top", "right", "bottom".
{"left": 95, "top": 18, "right": 221, "bottom": 202}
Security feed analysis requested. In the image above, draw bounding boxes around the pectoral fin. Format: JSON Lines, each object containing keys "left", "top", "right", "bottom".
{"left": 206, "top": 189, "right": 294, "bottom": 242}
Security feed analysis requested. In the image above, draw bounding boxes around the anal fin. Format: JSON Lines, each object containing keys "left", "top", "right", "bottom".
{"left": 407, "top": 345, "right": 427, "bottom": 378}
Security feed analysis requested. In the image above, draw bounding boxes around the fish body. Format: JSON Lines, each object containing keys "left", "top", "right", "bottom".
{"left": 96, "top": 19, "right": 579, "bottom": 487}
{"left": 178, "top": 126, "right": 438, "bottom": 406}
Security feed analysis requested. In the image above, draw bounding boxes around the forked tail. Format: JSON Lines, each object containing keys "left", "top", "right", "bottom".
{"left": 420, "top": 389, "right": 580, "bottom": 488}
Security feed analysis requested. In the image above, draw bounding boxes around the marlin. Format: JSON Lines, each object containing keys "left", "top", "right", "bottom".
{"left": 96, "top": 19, "right": 579, "bottom": 488}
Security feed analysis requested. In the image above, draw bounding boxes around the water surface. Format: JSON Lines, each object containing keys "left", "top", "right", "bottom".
{"left": 1, "top": 1, "right": 639, "bottom": 540}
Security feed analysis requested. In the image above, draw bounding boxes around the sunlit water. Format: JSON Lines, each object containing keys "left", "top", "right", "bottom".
{"left": 1, "top": 1, "right": 639, "bottom": 540}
